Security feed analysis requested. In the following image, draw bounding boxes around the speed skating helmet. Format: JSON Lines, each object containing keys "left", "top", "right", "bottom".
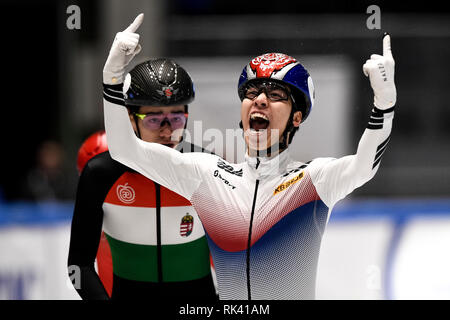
{"left": 123, "top": 58, "right": 195, "bottom": 107}
{"left": 238, "top": 53, "right": 315, "bottom": 122}
{"left": 76, "top": 130, "right": 108, "bottom": 174}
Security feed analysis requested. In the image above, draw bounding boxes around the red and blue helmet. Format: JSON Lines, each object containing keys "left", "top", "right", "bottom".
{"left": 238, "top": 53, "right": 315, "bottom": 122}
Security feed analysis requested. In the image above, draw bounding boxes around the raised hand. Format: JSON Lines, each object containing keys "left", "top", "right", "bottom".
{"left": 103, "top": 13, "right": 144, "bottom": 85}
{"left": 363, "top": 33, "right": 396, "bottom": 110}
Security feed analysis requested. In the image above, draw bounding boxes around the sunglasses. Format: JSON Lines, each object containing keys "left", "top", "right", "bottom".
{"left": 243, "top": 81, "right": 290, "bottom": 102}
{"left": 134, "top": 112, "right": 188, "bottom": 130}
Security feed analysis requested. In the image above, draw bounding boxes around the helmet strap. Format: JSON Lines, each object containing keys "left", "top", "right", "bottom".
{"left": 279, "top": 95, "right": 298, "bottom": 150}
{"left": 133, "top": 113, "right": 143, "bottom": 140}
{"left": 279, "top": 123, "right": 293, "bottom": 151}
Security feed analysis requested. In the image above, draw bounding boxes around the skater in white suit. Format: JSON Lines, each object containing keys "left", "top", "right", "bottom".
{"left": 103, "top": 13, "right": 396, "bottom": 300}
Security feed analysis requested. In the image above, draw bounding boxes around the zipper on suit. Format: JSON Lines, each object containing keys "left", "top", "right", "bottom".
{"left": 155, "top": 183, "right": 163, "bottom": 283}
{"left": 246, "top": 158, "right": 260, "bottom": 300}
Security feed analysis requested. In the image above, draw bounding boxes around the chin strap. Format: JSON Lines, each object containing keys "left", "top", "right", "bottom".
{"left": 281, "top": 95, "right": 299, "bottom": 149}
{"left": 280, "top": 115, "right": 295, "bottom": 150}
{"left": 133, "top": 114, "right": 142, "bottom": 139}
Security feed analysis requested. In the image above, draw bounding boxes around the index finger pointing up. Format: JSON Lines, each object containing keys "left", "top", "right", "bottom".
{"left": 383, "top": 32, "right": 393, "bottom": 59}
{"left": 124, "top": 13, "right": 144, "bottom": 33}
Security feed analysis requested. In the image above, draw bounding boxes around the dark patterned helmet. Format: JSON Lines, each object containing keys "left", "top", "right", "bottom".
{"left": 124, "top": 58, "right": 195, "bottom": 107}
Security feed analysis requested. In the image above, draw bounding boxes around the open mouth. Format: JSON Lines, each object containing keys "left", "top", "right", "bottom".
{"left": 249, "top": 112, "right": 270, "bottom": 131}
{"left": 162, "top": 143, "right": 175, "bottom": 148}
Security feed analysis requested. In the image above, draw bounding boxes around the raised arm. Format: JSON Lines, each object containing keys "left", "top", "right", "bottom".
{"left": 102, "top": 14, "right": 204, "bottom": 199}
{"left": 311, "top": 33, "right": 396, "bottom": 208}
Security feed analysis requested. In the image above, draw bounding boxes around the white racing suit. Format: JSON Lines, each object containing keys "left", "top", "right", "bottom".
{"left": 103, "top": 83, "right": 394, "bottom": 299}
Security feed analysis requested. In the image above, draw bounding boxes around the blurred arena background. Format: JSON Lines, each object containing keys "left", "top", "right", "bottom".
{"left": 0, "top": 0, "right": 449, "bottom": 299}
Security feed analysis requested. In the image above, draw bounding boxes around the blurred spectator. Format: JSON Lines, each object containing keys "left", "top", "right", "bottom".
{"left": 22, "top": 140, "right": 76, "bottom": 202}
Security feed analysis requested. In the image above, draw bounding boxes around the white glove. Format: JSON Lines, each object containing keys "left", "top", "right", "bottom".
{"left": 103, "top": 13, "right": 144, "bottom": 85}
{"left": 363, "top": 33, "right": 396, "bottom": 110}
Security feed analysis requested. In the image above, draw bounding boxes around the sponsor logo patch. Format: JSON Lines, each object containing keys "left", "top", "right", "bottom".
{"left": 217, "top": 159, "right": 243, "bottom": 177}
{"left": 213, "top": 170, "right": 237, "bottom": 190}
{"left": 273, "top": 172, "right": 304, "bottom": 195}
{"left": 157, "top": 86, "right": 179, "bottom": 99}
{"left": 116, "top": 183, "right": 136, "bottom": 204}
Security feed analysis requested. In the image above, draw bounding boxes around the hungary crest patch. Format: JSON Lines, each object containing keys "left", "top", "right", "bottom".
{"left": 180, "top": 214, "right": 194, "bottom": 237}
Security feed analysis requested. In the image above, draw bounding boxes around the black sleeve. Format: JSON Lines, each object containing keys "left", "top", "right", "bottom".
{"left": 67, "top": 152, "right": 125, "bottom": 300}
